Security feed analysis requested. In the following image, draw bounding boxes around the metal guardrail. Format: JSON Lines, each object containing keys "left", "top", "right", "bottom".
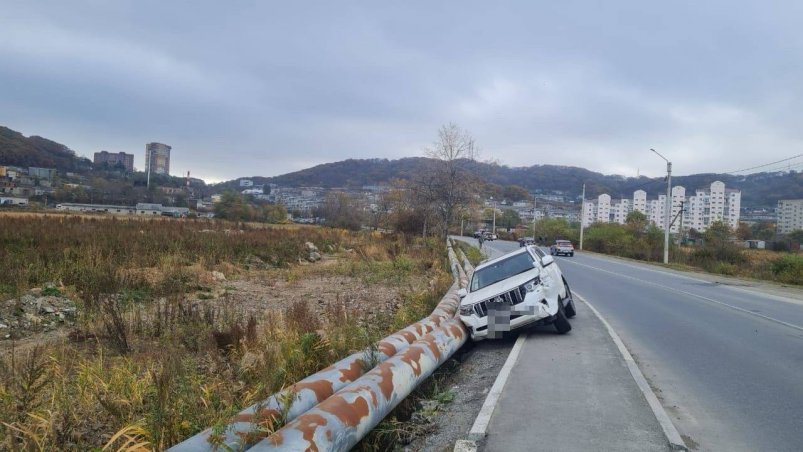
{"left": 170, "top": 241, "right": 470, "bottom": 451}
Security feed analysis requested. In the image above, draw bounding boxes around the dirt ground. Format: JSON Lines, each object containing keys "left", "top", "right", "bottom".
{"left": 0, "top": 255, "right": 408, "bottom": 355}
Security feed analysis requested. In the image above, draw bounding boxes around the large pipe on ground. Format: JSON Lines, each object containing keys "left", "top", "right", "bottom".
{"left": 252, "top": 318, "right": 469, "bottom": 452}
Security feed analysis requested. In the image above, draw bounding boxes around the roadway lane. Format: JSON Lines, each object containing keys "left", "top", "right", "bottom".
{"left": 480, "top": 239, "right": 803, "bottom": 452}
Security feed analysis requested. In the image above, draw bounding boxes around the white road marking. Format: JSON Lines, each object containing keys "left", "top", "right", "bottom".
{"left": 566, "top": 251, "right": 803, "bottom": 305}
{"left": 467, "top": 332, "right": 528, "bottom": 441}
{"left": 562, "top": 258, "right": 803, "bottom": 333}
{"left": 575, "top": 291, "right": 688, "bottom": 451}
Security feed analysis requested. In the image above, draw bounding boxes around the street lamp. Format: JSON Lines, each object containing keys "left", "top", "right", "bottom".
{"left": 490, "top": 196, "right": 497, "bottom": 235}
{"left": 651, "top": 148, "right": 672, "bottom": 264}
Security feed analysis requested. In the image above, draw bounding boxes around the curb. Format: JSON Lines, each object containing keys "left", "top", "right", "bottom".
{"left": 466, "top": 332, "right": 527, "bottom": 441}
{"left": 575, "top": 291, "right": 689, "bottom": 451}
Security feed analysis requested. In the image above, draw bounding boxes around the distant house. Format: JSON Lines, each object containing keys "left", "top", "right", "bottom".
{"left": 28, "top": 167, "right": 57, "bottom": 180}
{"left": 743, "top": 240, "right": 766, "bottom": 249}
{"left": 0, "top": 196, "right": 28, "bottom": 206}
{"left": 158, "top": 186, "right": 185, "bottom": 195}
{"left": 56, "top": 203, "right": 135, "bottom": 214}
{"left": 239, "top": 179, "right": 254, "bottom": 187}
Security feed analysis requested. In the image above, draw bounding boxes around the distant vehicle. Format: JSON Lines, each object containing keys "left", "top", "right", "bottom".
{"left": 458, "top": 246, "right": 575, "bottom": 340}
{"left": 484, "top": 232, "right": 497, "bottom": 241}
{"left": 473, "top": 230, "right": 484, "bottom": 238}
{"left": 518, "top": 236, "right": 535, "bottom": 247}
{"left": 550, "top": 240, "right": 575, "bottom": 257}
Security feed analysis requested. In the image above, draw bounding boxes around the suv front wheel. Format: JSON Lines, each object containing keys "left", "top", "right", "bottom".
{"left": 553, "top": 301, "right": 572, "bottom": 334}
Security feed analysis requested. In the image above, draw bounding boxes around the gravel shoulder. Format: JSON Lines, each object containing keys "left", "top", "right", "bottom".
{"left": 406, "top": 338, "right": 515, "bottom": 452}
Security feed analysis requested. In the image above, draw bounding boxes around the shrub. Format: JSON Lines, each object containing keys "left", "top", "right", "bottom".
{"left": 771, "top": 254, "right": 803, "bottom": 284}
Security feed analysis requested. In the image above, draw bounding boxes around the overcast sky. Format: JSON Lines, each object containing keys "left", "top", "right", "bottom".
{"left": 2, "top": 1, "right": 803, "bottom": 182}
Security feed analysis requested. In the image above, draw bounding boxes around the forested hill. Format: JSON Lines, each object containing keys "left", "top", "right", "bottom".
{"left": 221, "top": 157, "right": 802, "bottom": 209}
{"left": 0, "top": 126, "right": 91, "bottom": 172}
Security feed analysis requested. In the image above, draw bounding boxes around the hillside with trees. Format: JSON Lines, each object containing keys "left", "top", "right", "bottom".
{"left": 220, "top": 158, "right": 802, "bottom": 209}
{"left": 0, "top": 126, "right": 92, "bottom": 172}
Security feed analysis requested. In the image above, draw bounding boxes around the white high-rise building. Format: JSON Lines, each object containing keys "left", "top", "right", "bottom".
{"left": 596, "top": 194, "right": 611, "bottom": 223}
{"left": 612, "top": 199, "right": 632, "bottom": 224}
{"left": 633, "top": 190, "right": 647, "bottom": 214}
{"left": 777, "top": 199, "right": 803, "bottom": 235}
{"left": 669, "top": 186, "right": 686, "bottom": 233}
{"left": 649, "top": 195, "right": 666, "bottom": 228}
{"left": 582, "top": 201, "right": 596, "bottom": 228}
{"left": 675, "top": 181, "right": 740, "bottom": 232}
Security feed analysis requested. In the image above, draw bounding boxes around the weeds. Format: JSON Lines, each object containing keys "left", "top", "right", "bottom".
{"left": 0, "top": 215, "right": 452, "bottom": 450}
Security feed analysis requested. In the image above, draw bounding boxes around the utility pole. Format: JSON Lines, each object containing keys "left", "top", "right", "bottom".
{"left": 651, "top": 148, "right": 672, "bottom": 264}
{"left": 532, "top": 195, "right": 537, "bottom": 237}
{"left": 579, "top": 183, "right": 585, "bottom": 250}
{"left": 491, "top": 197, "right": 497, "bottom": 235}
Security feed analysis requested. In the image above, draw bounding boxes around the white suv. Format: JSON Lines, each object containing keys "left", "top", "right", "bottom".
{"left": 458, "top": 246, "right": 576, "bottom": 340}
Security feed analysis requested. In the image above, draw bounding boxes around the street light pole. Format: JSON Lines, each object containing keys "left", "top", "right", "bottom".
{"left": 579, "top": 183, "right": 585, "bottom": 251}
{"left": 651, "top": 148, "right": 672, "bottom": 264}
{"left": 491, "top": 197, "right": 497, "bottom": 235}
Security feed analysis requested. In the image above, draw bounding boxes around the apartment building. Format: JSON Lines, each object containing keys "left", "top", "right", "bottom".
{"left": 582, "top": 181, "right": 741, "bottom": 232}
{"left": 686, "top": 181, "right": 741, "bottom": 231}
{"left": 94, "top": 151, "right": 134, "bottom": 172}
{"left": 633, "top": 190, "right": 647, "bottom": 214}
{"left": 145, "top": 142, "right": 171, "bottom": 175}
{"left": 611, "top": 199, "right": 631, "bottom": 224}
{"left": 777, "top": 199, "right": 803, "bottom": 234}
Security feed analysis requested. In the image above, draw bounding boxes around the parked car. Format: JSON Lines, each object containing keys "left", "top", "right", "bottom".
{"left": 483, "top": 232, "right": 498, "bottom": 241}
{"left": 458, "top": 246, "right": 576, "bottom": 340}
{"left": 473, "top": 230, "right": 485, "bottom": 238}
{"left": 550, "top": 240, "right": 575, "bottom": 256}
{"left": 518, "top": 236, "right": 535, "bottom": 247}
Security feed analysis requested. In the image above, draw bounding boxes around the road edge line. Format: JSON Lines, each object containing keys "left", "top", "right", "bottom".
{"left": 575, "top": 291, "right": 688, "bottom": 451}
{"left": 465, "top": 332, "right": 528, "bottom": 442}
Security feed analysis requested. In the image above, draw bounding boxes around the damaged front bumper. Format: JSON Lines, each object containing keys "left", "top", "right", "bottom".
{"left": 459, "top": 290, "right": 560, "bottom": 340}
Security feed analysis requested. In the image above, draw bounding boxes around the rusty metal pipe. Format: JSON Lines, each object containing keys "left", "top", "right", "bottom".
{"left": 252, "top": 318, "right": 469, "bottom": 452}
{"left": 170, "top": 242, "right": 469, "bottom": 451}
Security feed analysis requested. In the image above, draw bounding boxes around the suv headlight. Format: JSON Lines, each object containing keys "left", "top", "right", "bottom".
{"left": 523, "top": 276, "right": 542, "bottom": 293}
{"left": 459, "top": 305, "right": 474, "bottom": 316}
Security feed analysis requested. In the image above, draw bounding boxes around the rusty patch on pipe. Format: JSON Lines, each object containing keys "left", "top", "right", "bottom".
{"left": 378, "top": 341, "right": 396, "bottom": 357}
{"left": 338, "top": 358, "right": 364, "bottom": 383}
{"left": 324, "top": 393, "right": 371, "bottom": 428}
{"left": 268, "top": 431, "right": 284, "bottom": 446}
{"left": 400, "top": 330, "right": 417, "bottom": 343}
{"left": 414, "top": 323, "right": 425, "bottom": 336}
{"left": 294, "top": 379, "right": 335, "bottom": 400}
{"left": 423, "top": 336, "right": 441, "bottom": 360}
{"left": 375, "top": 362, "right": 396, "bottom": 400}
{"left": 232, "top": 407, "right": 281, "bottom": 424}
{"left": 449, "top": 323, "right": 465, "bottom": 338}
{"left": 400, "top": 346, "right": 426, "bottom": 377}
{"left": 292, "top": 413, "right": 328, "bottom": 452}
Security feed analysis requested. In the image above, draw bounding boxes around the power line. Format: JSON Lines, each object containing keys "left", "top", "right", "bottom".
{"left": 723, "top": 153, "right": 803, "bottom": 174}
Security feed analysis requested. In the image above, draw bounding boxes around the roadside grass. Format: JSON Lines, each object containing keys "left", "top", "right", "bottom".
{"left": 454, "top": 240, "right": 485, "bottom": 266}
{"left": 0, "top": 215, "right": 452, "bottom": 450}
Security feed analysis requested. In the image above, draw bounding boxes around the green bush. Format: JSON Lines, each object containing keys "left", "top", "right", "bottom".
{"left": 771, "top": 254, "right": 803, "bottom": 284}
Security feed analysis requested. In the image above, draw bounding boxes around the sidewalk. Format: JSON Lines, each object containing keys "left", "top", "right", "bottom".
{"left": 482, "top": 298, "right": 671, "bottom": 452}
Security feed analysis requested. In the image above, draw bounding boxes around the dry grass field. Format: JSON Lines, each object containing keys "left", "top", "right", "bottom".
{"left": 0, "top": 215, "right": 450, "bottom": 450}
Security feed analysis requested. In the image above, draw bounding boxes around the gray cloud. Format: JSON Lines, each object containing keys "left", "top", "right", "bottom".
{"left": 1, "top": 0, "right": 802, "bottom": 181}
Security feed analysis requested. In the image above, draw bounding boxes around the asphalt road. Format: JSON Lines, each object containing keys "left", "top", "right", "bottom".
{"left": 477, "top": 238, "right": 803, "bottom": 452}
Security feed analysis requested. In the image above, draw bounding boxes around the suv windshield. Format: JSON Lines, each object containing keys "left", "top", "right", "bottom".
{"left": 470, "top": 252, "right": 534, "bottom": 292}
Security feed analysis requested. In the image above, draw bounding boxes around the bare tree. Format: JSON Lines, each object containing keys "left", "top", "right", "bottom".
{"left": 417, "top": 123, "right": 479, "bottom": 238}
